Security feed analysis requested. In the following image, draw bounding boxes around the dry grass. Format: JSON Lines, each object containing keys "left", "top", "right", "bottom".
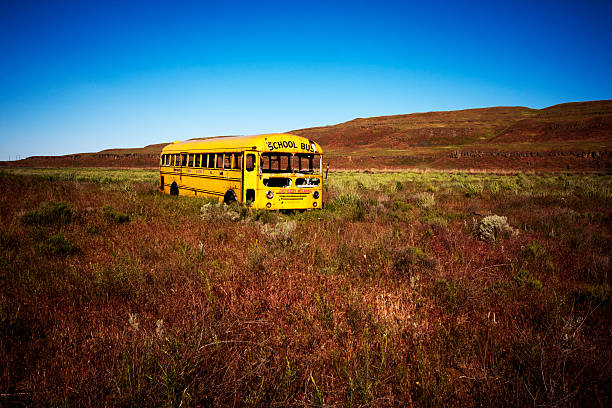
{"left": 0, "top": 168, "right": 610, "bottom": 406}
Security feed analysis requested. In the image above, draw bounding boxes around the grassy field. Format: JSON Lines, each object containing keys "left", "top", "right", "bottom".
{"left": 1, "top": 168, "right": 610, "bottom": 406}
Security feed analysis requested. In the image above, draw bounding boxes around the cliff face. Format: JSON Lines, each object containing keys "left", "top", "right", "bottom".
{"left": 3, "top": 101, "right": 611, "bottom": 171}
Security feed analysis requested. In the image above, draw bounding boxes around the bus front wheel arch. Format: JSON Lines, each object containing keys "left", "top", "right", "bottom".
{"left": 224, "top": 190, "right": 237, "bottom": 204}
{"left": 170, "top": 182, "right": 179, "bottom": 196}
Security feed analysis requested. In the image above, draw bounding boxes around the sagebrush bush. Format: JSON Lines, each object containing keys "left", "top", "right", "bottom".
{"left": 478, "top": 215, "right": 517, "bottom": 242}
{"left": 260, "top": 220, "right": 297, "bottom": 248}
{"left": 21, "top": 201, "right": 73, "bottom": 225}
{"left": 414, "top": 192, "right": 435, "bottom": 209}
{"left": 200, "top": 202, "right": 242, "bottom": 222}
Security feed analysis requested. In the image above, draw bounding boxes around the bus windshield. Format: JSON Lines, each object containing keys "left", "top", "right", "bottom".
{"left": 261, "top": 153, "right": 321, "bottom": 174}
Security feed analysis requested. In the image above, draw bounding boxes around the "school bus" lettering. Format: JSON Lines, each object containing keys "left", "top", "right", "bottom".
{"left": 266, "top": 140, "right": 316, "bottom": 152}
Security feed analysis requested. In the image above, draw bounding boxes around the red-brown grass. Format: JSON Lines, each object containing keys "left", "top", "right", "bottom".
{"left": 0, "top": 168, "right": 610, "bottom": 406}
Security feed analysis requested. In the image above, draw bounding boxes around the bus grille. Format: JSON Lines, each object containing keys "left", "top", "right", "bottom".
{"left": 278, "top": 193, "right": 308, "bottom": 201}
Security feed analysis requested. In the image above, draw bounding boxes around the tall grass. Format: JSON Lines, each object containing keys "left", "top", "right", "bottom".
{"left": 0, "top": 168, "right": 610, "bottom": 406}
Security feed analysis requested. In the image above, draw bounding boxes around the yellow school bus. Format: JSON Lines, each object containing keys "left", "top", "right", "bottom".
{"left": 159, "top": 133, "right": 323, "bottom": 210}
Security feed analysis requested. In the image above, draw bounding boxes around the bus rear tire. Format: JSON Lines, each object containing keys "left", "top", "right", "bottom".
{"left": 224, "top": 190, "right": 237, "bottom": 205}
{"left": 170, "top": 182, "right": 179, "bottom": 196}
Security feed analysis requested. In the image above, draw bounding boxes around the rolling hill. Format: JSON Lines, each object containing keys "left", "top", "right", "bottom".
{"left": 3, "top": 100, "right": 611, "bottom": 171}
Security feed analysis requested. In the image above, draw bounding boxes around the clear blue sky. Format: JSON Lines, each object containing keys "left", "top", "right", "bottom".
{"left": 1, "top": 0, "right": 611, "bottom": 158}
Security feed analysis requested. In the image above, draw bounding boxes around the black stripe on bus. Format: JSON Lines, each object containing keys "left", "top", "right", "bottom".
{"left": 163, "top": 183, "right": 225, "bottom": 197}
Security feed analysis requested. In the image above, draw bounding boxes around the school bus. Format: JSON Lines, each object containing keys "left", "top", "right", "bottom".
{"left": 159, "top": 133, "right": 323, "bottom": 210}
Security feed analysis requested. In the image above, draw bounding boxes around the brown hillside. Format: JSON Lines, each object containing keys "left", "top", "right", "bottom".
{"left": 291, "top": 100, "right": 612, "bottom": 171}
{"left": 2, "top": 100, "right": 611, "bottom": 171}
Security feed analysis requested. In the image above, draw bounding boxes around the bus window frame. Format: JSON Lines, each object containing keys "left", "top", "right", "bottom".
{"left": 234, "top": 153, "right": 242, "bottom": 169}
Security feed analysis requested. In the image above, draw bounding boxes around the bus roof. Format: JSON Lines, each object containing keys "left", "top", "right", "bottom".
{"left": 161, "top": 133, "right": 322, "bottom": 154}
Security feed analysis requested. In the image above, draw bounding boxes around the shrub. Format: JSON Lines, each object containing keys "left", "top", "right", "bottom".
{"left": 393, "top": 246, "right": 437, "bottom": 276}
{"left": 463, "top": 182, "right": 483, "bottom": 197}
{"left": 200, "top": 202, "right": 242, "bottom": 222}
{"left": 393, "top": 201, "right": 411, "bottom": 212}
{"left": 489, "top": 181, "right": 500, "bottom": 195}
{"left": 250, "top": 209, "right": 279, "bottom": 224}
{"left": 512, "top": 269, "right": 543, "bottom": 291}
{"left": 21, "top": 201, "right": 73, "bottom": 226}
{"left": 433, "top": 279, "right": 459, "bottom": 312}
{"left": 414, "top": 192, "right": 435, "bottom": 209}
{"left": 571, "top": 284, "right": 610, "bottom": 309}
{"left": 327, "top": 193, "right": 368, "bottom": 221}
{"left": 102, "top": 205, "right": 130, "bottom": 223}
{"left": 522, "top": 241, "right": 549, "bottom": 262}
{"left": 478, "top": 215, "right": 517, "bottom": 242}
{"left": 38, "top": 233, "right": 75, "bottom": 256}
{"left": 260, "top": 220, "right": 297, "bottom": 248}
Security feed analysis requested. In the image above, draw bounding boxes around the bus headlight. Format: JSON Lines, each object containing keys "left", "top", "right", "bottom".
{"left": 266, "top": 190, "right": 274, "bottom": 199}
{"left": 312, "top": 191, "right": 319, "bottom": 199}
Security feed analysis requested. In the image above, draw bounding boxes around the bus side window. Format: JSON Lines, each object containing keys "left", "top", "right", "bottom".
{"left": 188, "top": 154, "right": 194, "bottom": 167}
{"left": 246, "top": 154, "right": 255, "bottom": 171}
{"left": 216, "top": 154, "right": 223, "bottom": 169}
{"left": 181, "top": 154, "right": 187, "bottom": 166}
{"left": 261, "top": 155, "right": 270, "bottom": 171}
{"left": 208, "top": 153, "right": 214, "bottom": 168}
{"left": 194, "top": 154, "right": 199, "bottom": 168}
{"left": 224, "top": 153, "right": 232, "bottom": 169}
{"left": 234, "top": 153, "right": 242, "bottom": 169}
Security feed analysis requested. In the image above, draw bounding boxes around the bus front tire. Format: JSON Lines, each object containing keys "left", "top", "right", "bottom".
{"left": 170, "top": 183, "right": 179, "bottom": 196}
{"left": 224, "top": 190, "right": 237, "bottom": 205}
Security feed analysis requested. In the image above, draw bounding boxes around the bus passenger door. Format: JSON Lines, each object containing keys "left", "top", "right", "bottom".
{"left": 242, "top": 151, "right": 258, "bottom": 205}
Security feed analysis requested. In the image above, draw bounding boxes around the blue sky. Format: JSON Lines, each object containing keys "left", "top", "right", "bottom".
{"left": 1, "top": 0, "right": 611, "bottom": 158}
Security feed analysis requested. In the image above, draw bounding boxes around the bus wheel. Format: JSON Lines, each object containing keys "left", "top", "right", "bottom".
{"left": 223, "top": 190, "right": 237, "bottom": 204}
{"left": 170, "top": 182, "right": 179, "bottom": 196}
